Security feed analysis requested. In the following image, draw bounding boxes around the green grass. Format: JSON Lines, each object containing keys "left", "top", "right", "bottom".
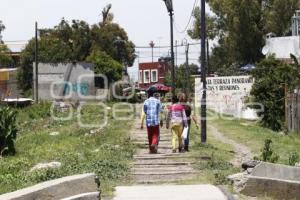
{"left": 211, "top": 116, "right": 300, "bottom": 165}
{"left": 0, "top": 102, "right": 135, "bottom": 197}
{"left": 178, "top": 123, "right": 240, "bottom": 185}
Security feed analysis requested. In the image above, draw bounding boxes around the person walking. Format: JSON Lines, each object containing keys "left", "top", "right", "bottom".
{"left": 141, "top": 87, "right": 162, "bottom": 154}
{"left": 166, "top": 96, "right": 188, "bottom": 153}
{"left": 179, "top": 94, "right": 199, "bottom": 152}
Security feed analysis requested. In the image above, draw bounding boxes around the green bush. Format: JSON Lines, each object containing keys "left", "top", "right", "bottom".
{"left": 251, "top": 56, "right": 300, "bottom": 131}
{"left": 288, "top": 152, "right": 300, "bottom": 166}
{"left": 0, "top": 106, "right": 18, "bottom": 156}
{"left": 260, "top": 139, "right": 279, "bottom": 163}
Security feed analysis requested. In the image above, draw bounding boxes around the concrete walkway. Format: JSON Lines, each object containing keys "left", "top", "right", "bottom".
{"left": 113, "top": 185, "right": 228, "bottom": 200}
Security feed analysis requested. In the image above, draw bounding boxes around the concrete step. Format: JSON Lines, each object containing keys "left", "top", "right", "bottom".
{"left": 140, "top": 146, "right": 172, "bottom": 150}
{"left": 134, "top": 155, "right": 193, "bottom": 160}
{"left": 132, "top": 170, "right": 195, "bottom": 176}
{"left": 134, "top": 158, "right": 191, "bottom": 165}
{"left": 133, "top": 161, "right": 192, "bottom": 166}
{"left": 134, "top": 141, "right": 171, "bottom": 145}
{"left": 61, "top": 192, "right": 100, "bottom": 200}
{"left": 132, "top": 174, "right": 197, "bottom": 184}
{"left": 136, "top": 148, "right": 177, "bottom": 155}
{"left": 132, "top": 167, "right": 193, "bottom": 172}
{"left": 112, "top": 185, "right": 229, "bottom": 200}
{"left": 133, "top": 135, "right": 172, "bottom": 139}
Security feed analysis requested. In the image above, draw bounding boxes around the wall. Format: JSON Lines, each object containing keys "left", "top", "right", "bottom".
{"left": 0, "top": 69, "right": 22, "bottom": 99}
{"left": 264, "top": 36, "right": 300, "bottom": 59}
{"left": 195, "top": 76, "right": 258, "bottom": 120}
{"left": 34, "top": 63, "right": 96, "bottom": 101}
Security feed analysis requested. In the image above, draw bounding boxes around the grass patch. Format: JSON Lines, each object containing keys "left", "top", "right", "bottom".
{"left": 180, "top": 124, "right": 239, "bottom": 185}
{"left": 211, "top": 116, "right": 300, "bottom": 165}
{"left": 0, "top": 102, "right": 135, "bottom": 197}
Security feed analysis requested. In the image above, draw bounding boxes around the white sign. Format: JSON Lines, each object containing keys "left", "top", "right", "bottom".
{"left": 195, "top": 76, "right": 257, "bottom": 119}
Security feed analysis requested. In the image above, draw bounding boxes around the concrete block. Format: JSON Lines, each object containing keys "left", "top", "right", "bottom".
{"left": 0, "top": 173, "right": 99, "bottom": 200}
{"left": 240, "top": 162, "right": 300, "bottom": 199}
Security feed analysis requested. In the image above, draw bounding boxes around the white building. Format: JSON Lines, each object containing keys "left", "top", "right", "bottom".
{"left": 263, "top": 36, "right": 300, "bottom": 61}
{"left": 262, "top": 10, "right": 300, "bottom": 61}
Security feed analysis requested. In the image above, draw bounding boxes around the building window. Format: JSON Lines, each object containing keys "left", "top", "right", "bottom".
{"left": 144, "top": 70, "right": 150, "bottom": 83}
{"left": 151, "top": 69, "right": 158, "bottom": 82}
{"left": 139, "top": 70, "right": 143, "bottom": 83}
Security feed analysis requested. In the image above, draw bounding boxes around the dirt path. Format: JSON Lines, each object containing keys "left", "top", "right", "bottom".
{"left": 209, "top": 125, "right": 253, "bottom": 167}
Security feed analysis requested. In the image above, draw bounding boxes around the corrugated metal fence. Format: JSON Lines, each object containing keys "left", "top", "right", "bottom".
{"left": 286, "top": 91, "right": 300, "bottom": 133}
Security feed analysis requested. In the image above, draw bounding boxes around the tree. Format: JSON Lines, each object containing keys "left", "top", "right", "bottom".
{"left": 0, "top": 20, "right": 5, "bottom": 40}
{"left": 188, "top": 7, "right": 219, "bottom": 40}
{"left": 165, "top": 64, "right": 199, "bottom": 95}
{"left": 264, "top": 0, "right": 300, "bottom": 36}
{"left": 0, "top": 21, "right": 12, "bottom": 68}
{"left": 18, "top": 35, "right": 73, "bottom": 91}
{"left": 251, "top": 56, "right": 300, "bottom": 131}
{"left": 41, "top": 19, "right": 92, "bottom": 61}
{"left": 18, "top": 4, "right": 136, "bottom": 92}
{"left": 91, "top": 4, "right": 136, "bottom": 67}
{"left": 91, "top": 24, "right": 135, "bottom": 67}
{"left": 189, "top": 0, "right": 300, "bottom": 73}
{"left": 0, "top": 44, "right": 13, "bottom": 68}
{"left": 101, "top": 4, "right": 114, "bottom": 27}
{"left": 86, "top": 49, "right": 122, "bottom": 84}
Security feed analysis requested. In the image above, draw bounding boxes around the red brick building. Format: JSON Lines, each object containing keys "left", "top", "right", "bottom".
{"left": 138, "top": 61, "right": 171, "bottom": 90}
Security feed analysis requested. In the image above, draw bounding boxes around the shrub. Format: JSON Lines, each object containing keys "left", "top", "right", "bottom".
{"left": 288, "top": 152, "right": 300, "bottom": 166}
{"left": 0, "top": 106, "right": 18, "bottom": 156}
{"left": 260, "top": 139, "right": 279, "bottom": 163}
{"left": 251, "top": 56, "right": 300, "bottom": 131}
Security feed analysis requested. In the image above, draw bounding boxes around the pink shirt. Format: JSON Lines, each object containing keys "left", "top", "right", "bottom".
{"left": 167, "top": 104, "right": 188, "bottom": 127}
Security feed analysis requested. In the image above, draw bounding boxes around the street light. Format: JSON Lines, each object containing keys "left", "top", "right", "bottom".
{"left": 163, "top": 0, "right": 176, "bottom": 101}
{"left": 163, "top": 0, "right": 173, "bottom": 12}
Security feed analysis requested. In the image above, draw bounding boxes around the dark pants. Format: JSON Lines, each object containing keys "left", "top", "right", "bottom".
{"left": 147, "top": 125, "right": 159, "bottom": 151}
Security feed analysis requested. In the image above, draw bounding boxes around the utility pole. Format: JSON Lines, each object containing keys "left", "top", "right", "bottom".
{"left": 35, "top": 22, "right": 39, "bottom": 103}
{"left": 200, "top": 0, "right": 207, "bottom": 143}
{"left": 163, "top": 0, "right": 175, "bottom": 101}
{"left": 170, "top": 12, "right": 176, "bottom": 100}
{"left": 150, "top": 41, "right": 155, "bottom": 63}
{"left": 185, "top": 43, "right": 190, "bottom": 95}
{"left": 175, "top": 40, "right": 178, "bottom": 67}
{"left": 207, "top": 39, "right": 209, "bottom": 75}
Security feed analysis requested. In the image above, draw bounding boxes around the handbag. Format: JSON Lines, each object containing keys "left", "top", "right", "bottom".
{"left": 182, "top": 126, "right": 189, "bottom": 140}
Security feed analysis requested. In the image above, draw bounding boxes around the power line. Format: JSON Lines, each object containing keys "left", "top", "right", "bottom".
{"left": 135, "top": 42, "right": 200, "bottom": 49}
{"left": 174, "top": 0, "right": 198, "bottom": 34}
{"left": 3, "top": 40, "right": 28, "bottom": 43}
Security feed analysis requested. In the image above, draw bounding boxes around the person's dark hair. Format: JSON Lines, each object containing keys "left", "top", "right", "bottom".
{"left": 172, "top": 96, "right": 179, "bottom": 104}
{"left": 148, "top": 92, "right": 154, "bottom": 98}
{"left": 147, "top": 87, "right": 157, "bottom": 98}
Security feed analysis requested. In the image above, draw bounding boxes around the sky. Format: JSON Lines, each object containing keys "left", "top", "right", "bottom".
{"left": 0, "top": 0, "right": 211, "bottom": 81}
